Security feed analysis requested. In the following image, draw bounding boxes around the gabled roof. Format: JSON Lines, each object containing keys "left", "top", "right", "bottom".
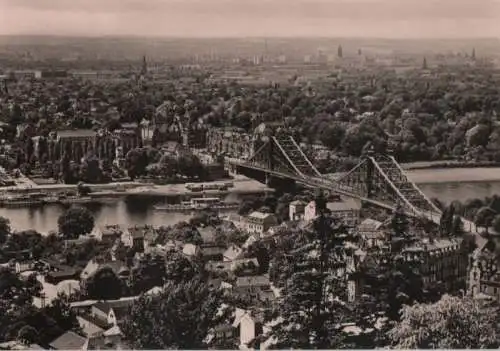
{"left": 49, "top": 331, "right": 87, "bottom": 350}
{"left": 103, "top": 325, "right": 122, "bottom": 337}
{"left": 93, "top": 299, "right": 134, "bottom": 320}
{"left": 182, "top": 243, "right": 199, "bottom": 256}
{"left": 198, "top": 226, "right": 216, "bottom": 243}
{"left": 93, "top": 301, "right": 113, "bottom": 315}
{"left": 358, "top": 218, "right": 384, "bottom": 232}
{"left": 242, "top": 234, "right": 259, "bottom": 249}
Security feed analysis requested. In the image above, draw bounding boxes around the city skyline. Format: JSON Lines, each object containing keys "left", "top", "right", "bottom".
{"left": 0, "top": 0, "right": 499, "bottom": 39}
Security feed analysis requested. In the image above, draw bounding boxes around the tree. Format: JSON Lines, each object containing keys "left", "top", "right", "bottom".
{"left": 389, "top": 295, "right": 500, "bottom": 349}
{"left": 361, "top": 252, "right": 425, "bottom": 322}
{"left": 0, "top": 216, "right": 10, "bottom": 244}
{"left": 83, "top": 267, "right": 123, "bottom": 300}
{"left": 17, "top": 325, "right": 38, "bottom": 345}
{"left": 164, "top": 251, "right": 200, "bottom": 284}
{"left": 319, "top": 123, "right": 346, "bottom": 150}
{"left": 390, "top": 203, "right": 409, "bottom": 239}
{"left": 474, "top": 206, "right": 496, "bottom": 232}
{"left": 44, "top": 293, "right": 80, "bottom": 333}
{"left": 439, "top": 204, "right": 455, "bottom": 236}
{"left": 76, "top": 182, "right": 91, "bottom": 196}
{"left": 246, "top": 241, "right": 270, "bottom": 274}
{"left": 269, "top": 215, "right": 352, "bottom": 349}
{"left": 451, "top": 215, "right": 465, "bottom": 236}
{"left": 128, "top": 254, "right": 167, "bottom": 295}
{"left": 121, "top": 279, "right": 225, "bottom": 349}
{"left": 57, "top": 206, "right": 94, "bottom": 239}
{"left": 125, "top": 148, "right": 148, "bottom": 180}
{"left": 493, "top": 214, "right": 500, "bottom": 233}
{"left": 79, "top": 156, "right": 103, "bottom": 183}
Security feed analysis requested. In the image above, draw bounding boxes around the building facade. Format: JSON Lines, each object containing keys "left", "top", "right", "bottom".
{"left": 467, "top": 244, "right": 500, "bottom": 299}
{"left": 245, "top": 212, "right": 278, "bottom": 234}
{"left": 403, "top": 238, "right": 467, "bottom": 291}
{"left": 207, "top": 128, "right": 253, "bottom": 160}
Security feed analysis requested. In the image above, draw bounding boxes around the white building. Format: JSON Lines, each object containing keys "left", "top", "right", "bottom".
{"left": 245, "top": 212, "right": 278, "bottom": 234}
{"left": 289, "top": 200, "right": 306, "bottom": 221}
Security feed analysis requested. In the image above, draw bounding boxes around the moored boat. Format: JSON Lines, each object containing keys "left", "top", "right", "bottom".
{"left": 154, "top": 197, "right": 239, "bottom": 212}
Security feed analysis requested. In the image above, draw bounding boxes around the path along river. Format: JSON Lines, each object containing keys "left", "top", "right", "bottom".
{"left": 2, "top": 167, "right": 500, "bottom": 234}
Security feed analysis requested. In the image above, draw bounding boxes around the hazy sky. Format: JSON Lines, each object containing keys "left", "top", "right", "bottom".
{"left": 0, "top": 0, "right": 499, "bottom": 38}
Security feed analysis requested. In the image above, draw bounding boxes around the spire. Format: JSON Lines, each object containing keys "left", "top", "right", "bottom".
{"left": 141, "top": 55, "right": 147, "bottom": 75}
{"left": 422, "top": 56, "right": 428, "bottom": 69}
{"left": 472, "top": 48, "right": 476, "bottom": 60}
{"left": 338, "top": 45, "right": 343, "bottom": 58}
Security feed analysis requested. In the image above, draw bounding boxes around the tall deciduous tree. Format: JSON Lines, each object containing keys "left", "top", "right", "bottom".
{"left": 83, "top": 267, "right": 123, "bottom": 300}
{"left": 128, "top": 254, "right": 167, "bottom": 295}
{"left": 121, "top": 279, "right": 224, "bottom": 349}
{"left": 474, "top": 206, "right": 496, "bottom": 232}
{"left": 439, "top": 204, "right": 455, "bottom": 236}
{"left": 389, "top": 295, "right": 500, "bottom": 349}
{"left": 57, "top": 206, "right": 94, "bottom": 239}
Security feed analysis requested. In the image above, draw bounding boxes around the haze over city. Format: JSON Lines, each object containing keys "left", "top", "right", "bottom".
{"left": 0, "top": 0, "right": 499, "bottom": 38}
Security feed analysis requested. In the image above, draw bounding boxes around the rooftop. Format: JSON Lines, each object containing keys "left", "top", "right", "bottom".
{"left": 358, "top": 218, "right": 384, "bottom": 232}
{"left": 404, "top": 238, "right": 463, "bottom": 253}
{"left": 57, "top": 129, "right": 97, "bottom": 138}
{"left": 326, "top": 198, "right": 362, "bottom": 212}
{"left": 248, "top": 211, "right": 275, "bottom": 220}
{"left": 93, "top": 299, "right": 134, "bottom": 319}
{"left": 49, "top": 331, "right": 87, "bottom": 350}
{"left": 236, "top": 275, "right": 271, "bottom": 288}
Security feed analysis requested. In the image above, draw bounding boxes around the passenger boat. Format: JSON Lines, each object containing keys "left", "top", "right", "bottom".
{"left": 154, "top": 197, "right": 239, "bottom": 212}
{"left": 185, "top": 182, "right": 230, "bottom": 192}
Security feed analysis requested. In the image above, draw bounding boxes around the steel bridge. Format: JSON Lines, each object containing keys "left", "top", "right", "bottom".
{"left": 228, "top": 132, "right": 484, "bottom": 244}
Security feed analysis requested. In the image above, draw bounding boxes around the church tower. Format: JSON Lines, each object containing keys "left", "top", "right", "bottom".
{"left": 141, "top": 55, "right": 148, "bottom": 76}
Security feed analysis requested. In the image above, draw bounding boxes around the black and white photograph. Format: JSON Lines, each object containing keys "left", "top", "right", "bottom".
{"left": 0, "top": 0, "right": 499, "bottom": 349}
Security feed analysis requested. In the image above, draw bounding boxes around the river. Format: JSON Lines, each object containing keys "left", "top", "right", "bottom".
{"left": 2, "top": 168, "right": 500, "bottom": 234}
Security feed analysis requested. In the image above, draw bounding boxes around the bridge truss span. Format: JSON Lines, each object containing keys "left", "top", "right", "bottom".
{"left": 231, "top": 132, "right": 443, "bottom": 222}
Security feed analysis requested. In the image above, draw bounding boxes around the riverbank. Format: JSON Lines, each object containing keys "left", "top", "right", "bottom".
{"left": 401, "top": 160, "right": 500, "bottom": 170}
{"left": 126, "top": 177, "right": 272, "bottom": 198}
{"left": 326, "top": 167, "right": 500, "bottom": 185}
{"left": 406, "top": 168, "right": 500, "bottom": 185}
{"left": 0, "top": 175, "right": 272, "bottom": 201}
